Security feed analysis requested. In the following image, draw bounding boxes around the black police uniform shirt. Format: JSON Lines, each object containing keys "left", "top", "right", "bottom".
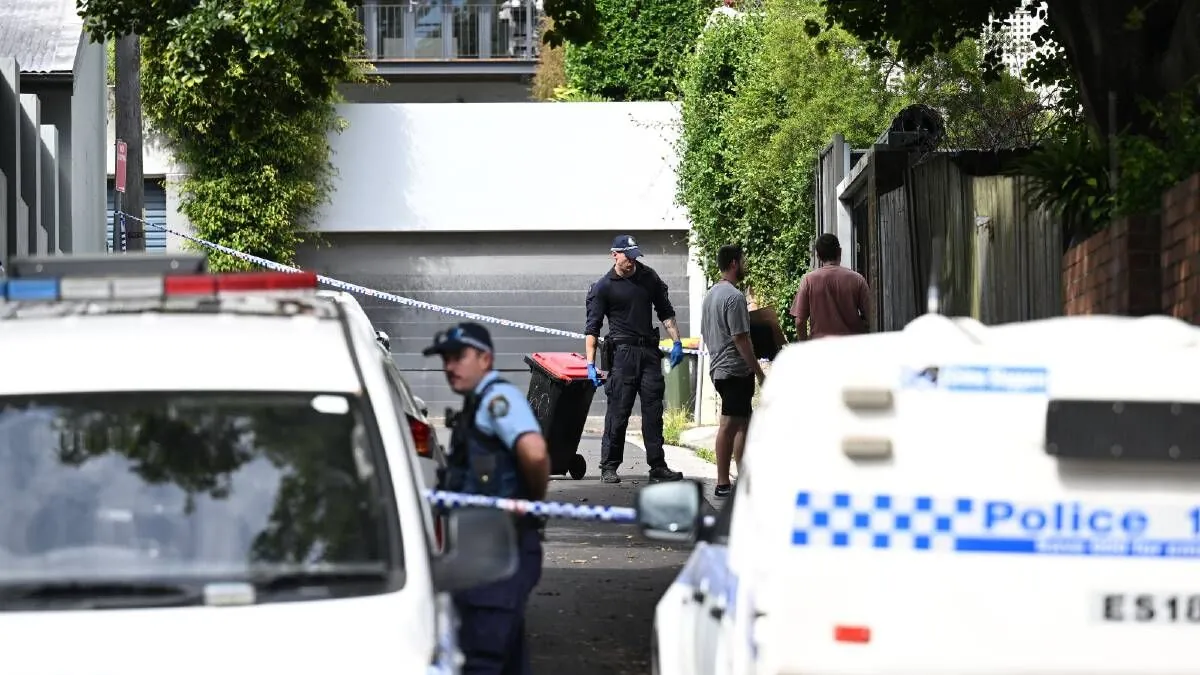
{"left": 584, "top": 261, "right": 676, "bottom": 341}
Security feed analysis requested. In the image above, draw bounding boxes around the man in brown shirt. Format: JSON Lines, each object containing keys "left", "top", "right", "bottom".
{"left": 789, "top": 233, "right": 870, "bottom": 340}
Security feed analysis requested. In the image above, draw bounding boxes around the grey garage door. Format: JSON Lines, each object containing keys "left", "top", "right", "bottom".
{"left": 106, "top": 178, "right": 168, "bottom": 252}
{"left": 297, "top": 230, "right": 692, "bottom": 419}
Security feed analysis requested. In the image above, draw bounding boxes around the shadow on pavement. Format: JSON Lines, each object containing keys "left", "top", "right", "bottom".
{"left": 527, "top": 453, "right": 718, "bottom": 675}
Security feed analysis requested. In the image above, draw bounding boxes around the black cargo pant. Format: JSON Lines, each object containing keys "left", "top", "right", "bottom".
{"left": 600, "top": 343, "right": 667, "bottom": 470}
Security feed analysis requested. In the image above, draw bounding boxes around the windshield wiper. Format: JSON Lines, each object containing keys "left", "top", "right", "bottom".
{"left": 250, "top": 568, "right": 391, "bottom": 594}
{"left": 0, "top": 580, "right": 203, "bottom": 610}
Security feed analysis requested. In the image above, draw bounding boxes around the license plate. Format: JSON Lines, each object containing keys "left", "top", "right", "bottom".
{"left": 1100, "top": 593, "right": 1200, "bottom": 623}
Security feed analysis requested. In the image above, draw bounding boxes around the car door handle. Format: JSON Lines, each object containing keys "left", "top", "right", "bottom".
{"left": 692, "top": 589, "right": 706, "bottom": 603}
{"left": 709, "top": 606, "right": 725, "bottom": 620}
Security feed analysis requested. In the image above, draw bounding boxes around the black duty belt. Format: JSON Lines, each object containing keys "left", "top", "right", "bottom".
{"left": 608, "top": 336, "right": 658, "bottom": 347}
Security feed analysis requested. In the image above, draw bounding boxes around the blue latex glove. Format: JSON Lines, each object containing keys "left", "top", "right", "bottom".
{"left": 668, "top": 341, "right": 684, "bottom": 369}
{"left": 587, "top": 362, "right": 604, "bottom": 388}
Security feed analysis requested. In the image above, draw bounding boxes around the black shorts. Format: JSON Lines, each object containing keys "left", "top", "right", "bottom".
{"left": 713, "top": 375, "right": 755, "bottom": 418}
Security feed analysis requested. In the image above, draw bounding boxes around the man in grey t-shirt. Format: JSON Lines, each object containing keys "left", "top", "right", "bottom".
{"left": 700, "top": 244, "right": 765, "bottom": 497}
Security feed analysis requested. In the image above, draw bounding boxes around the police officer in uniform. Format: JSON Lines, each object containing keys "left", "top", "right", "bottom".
{"left": 584, "top": 234, "right": 686, "bottom": 485}
{"left": 423, "top": 322, "right": 550, "bottom": 675}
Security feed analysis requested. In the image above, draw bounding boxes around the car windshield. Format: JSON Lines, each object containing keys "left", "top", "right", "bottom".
{"left": 0, "top": 391, "right": 393, "bottom": 584}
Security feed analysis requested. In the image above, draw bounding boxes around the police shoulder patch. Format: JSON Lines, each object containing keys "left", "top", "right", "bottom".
{"left": 488, "top": 395, "right": 510, "bottom": 419}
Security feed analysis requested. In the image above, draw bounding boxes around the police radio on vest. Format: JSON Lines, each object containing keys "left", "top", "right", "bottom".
{"left": 984, "top": 500, "right": 1150, "bottom": 536}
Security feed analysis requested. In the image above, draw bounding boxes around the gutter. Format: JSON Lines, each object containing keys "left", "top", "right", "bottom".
{"left": 19, "top": 71, "right": 74, "bottom": 87}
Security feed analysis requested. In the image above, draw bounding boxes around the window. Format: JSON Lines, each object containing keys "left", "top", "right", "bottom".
{"left": 0, "top": 391, "right": 394, "bottom": 584}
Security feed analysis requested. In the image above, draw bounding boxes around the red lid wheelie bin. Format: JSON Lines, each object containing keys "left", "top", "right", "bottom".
{"left": 524, "top": 352, "right": 597, "bottom": 480}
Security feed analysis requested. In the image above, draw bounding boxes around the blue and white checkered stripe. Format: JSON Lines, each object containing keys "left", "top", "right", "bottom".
{"left": 425, "top": 489, "right": 638, "bottom": 524}
{"left": 118, "top": 213, "right": 706, "bottom": 356}
{"left": 793, "top": 491, "right": 975, "bottom": 551}
{"left": 792, "top": 490, "right": 1200, "bottom": 559}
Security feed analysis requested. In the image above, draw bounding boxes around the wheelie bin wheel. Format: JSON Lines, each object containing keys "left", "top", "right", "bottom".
{"left": 568, "top": 453, "right": 587, "bottom": 480}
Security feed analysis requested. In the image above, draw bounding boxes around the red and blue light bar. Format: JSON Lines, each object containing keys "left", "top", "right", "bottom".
{"left": 0, "top": 271, "right": 319, "bottom": 302}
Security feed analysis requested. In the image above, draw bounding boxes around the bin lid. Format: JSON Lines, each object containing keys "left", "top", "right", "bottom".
{"left": 658, "top": 337, "right": 701, "bottom": 350}
{"left": 529, "top": 352, "right": 591, "bottom": 380}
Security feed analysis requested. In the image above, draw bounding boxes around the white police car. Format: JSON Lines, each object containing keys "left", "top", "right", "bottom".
{"left": 319, "top": 290, "right": 449, "bottom": 492}
{"left": 0, "top": 254, "right": 515, "bottom": 674}
{"left": 637, "top": 312, "right": 1200, "bottom": 675}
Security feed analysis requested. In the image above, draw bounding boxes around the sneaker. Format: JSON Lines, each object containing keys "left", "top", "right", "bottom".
{"left": 601, "top": 468, "right": 621, "bottom": 484}
{"left": 648, "top": 466, "right": 683, "bottom": 483}
{"left": 714, "top": 484, "right": 732, "bottom": 498}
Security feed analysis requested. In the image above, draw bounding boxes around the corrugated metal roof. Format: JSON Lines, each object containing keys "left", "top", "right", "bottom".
{"left": 0, "top": 0, "right": 85, "bottom": 74}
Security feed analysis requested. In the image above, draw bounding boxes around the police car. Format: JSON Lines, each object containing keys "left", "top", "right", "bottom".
{"left": 0, "top": 254, "right": 516, "bottom": 674}
{"left": 636, "top": 312, "right": 1200, "bottom": 675}
{"left": 319, "top": 289, "right": 449, "bottom": 493}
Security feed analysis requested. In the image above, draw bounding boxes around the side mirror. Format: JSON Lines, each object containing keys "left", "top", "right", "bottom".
{"left": 375, "top": 330, "right": 391, "bottom": 351}
{"left": 413, "top": 395, "right": 430, "bottom": 419}
{"left": 432, "top": 508, "right": 518, "bottom": 593}
{"left": 635, "top": 480, "right": 704, "bottom": 544}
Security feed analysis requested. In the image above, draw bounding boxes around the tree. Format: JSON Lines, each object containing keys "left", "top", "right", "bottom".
{"left": 77, "top": 0, "right": 371, "bottom": 269}
{"left": 678, "top": 0, "right": 1052, "bottom": 334}
{"left": 563, "top": 0, "right": 714, "bottom": 101}
{"left": 113, "top": 34, "right": 145, "bottom": 251}
{"left": 812, "top": 0, "right": 1200, "bottom": 139}
{"left": 894, "top": 38, "right": 1058, "bottom": 149}
{"left": 679, "top": 1, "right": 902, "bottom": 329}
{"left": 532, "top": 18, "right": 568, "bottom": 100}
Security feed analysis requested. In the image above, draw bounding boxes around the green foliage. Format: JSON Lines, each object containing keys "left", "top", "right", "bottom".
{"left": 1011, "top": 126, "right": 1113, "bottom": 244}
{"left": 1014, "top": 83, "right": 1200, "bottom": 243}
{"left": 814, "top": 0, "right": 1019, "bottom": 69}
{"left": 79, "top": 0, "right": 372, "bottom": 270}
{"left": 678, "top": 0, "right": 1048, "bottom": 337}
{"left": 1021, "top": 23, "right": 1082, "bottom": 130}
{"left": 895, "top": 38, "right": 1054, "bottom": 149}
{"left": 1114, "top": 85, "right": 1200, "bottom": 215}
{"left": 105, "top": 40, "right": 115, "bottom": 86}
{"left": 680, "top": 1, "right": 896, "bottom": 335}
{"left": 542, "top": 0, "right": 604, "bottom": 47}
{"left": 564, "top": 0, "right": 714, "bottom": 101}
{"left": 662, "top": 406, "right": 692, "bottom": 446}
{"left": 550, "top": 86, "right": 613, "bottom": 102}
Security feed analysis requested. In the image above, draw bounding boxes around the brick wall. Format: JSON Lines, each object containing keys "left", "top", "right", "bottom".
{"left": 1162, "top": 173, "right": 1200, "bottom": 323}
{"left": 1062, "top": 214, "right": 1161, "bottom": 316}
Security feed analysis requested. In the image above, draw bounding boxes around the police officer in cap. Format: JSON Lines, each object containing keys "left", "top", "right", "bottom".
{"left": 584, "top": 234, "right": 686, "bottom": 485}
{"left": 424, "top": 322, "right": 550, "bottom": 675}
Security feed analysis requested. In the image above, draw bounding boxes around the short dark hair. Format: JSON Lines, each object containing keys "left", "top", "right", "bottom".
{"left": 716, "top": 244, "right": 743, "bottom": 271}
{"left": 814, "top": 233, "right": 841, "bottom": 263}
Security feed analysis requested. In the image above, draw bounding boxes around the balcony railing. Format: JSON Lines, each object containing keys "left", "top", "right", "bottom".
{"left": 356, "top": 1, "right": 543, "bottom": 61}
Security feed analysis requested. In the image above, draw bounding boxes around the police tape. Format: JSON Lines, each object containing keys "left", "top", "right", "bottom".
{"left": 425, "top": 489, "right": 639, "bottom": 524}
{"left": 115, "top": 212, "right": 708, "bottom": 357}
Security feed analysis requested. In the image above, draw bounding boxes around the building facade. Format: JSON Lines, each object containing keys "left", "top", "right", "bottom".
{"left": 0, "top": 0, "right": 108, "bottom": 265}
{"left": 295, "top": 101, "right": 695, "bottom": 416}
{"left": 101, "top": 7, "right": 704, "bottom": 418}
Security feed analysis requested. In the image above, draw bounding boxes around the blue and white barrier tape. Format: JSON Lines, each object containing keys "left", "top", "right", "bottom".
{"left": 116, "top": 212, "right": 708, "bottom": 357}
{"left": 425, "top": 489, "right": 638, "bottom": 524}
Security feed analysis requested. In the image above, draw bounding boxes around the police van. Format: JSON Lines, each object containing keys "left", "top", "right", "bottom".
{"left": 0, "top": 254, "right": 515, "bottom": 674}
{"left": 636, "top": 312, "right": 1200, "bottom": 675}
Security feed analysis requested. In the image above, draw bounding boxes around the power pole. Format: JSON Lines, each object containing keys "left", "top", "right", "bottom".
{"left": 114, "top": 33, "right": 145, "bottom": 251}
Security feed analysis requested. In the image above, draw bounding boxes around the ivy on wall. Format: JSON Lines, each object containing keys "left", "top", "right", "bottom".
{"left": 678, "top": 0, "right": 1047, "bottom": 335}
{"left": 564, "top": 0, "right": 714, "bottom": 101}
{"left": 80, "top": 0, "right": 372, "bottom": 270}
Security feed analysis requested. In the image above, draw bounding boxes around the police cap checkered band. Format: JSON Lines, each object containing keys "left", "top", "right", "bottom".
{"left": 610, "top": 234, "right": 642, "bottom": 259}
{"left": 423, "top": 322, "right": 494, "bottom": 356}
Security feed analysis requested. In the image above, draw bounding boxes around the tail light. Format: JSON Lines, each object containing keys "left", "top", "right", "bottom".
{"left": 434, "top": 516, "right": 444, "bottom": 552}
{"left": 834, "top": 625, "right": 871, "bottom": 644}
{"left": 408, "top": 415, "right": 433, "bottom": 458}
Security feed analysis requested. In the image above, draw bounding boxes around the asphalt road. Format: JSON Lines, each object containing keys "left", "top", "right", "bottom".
{"left": 436, "top": 430, "right": 715, "bottom": 675}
